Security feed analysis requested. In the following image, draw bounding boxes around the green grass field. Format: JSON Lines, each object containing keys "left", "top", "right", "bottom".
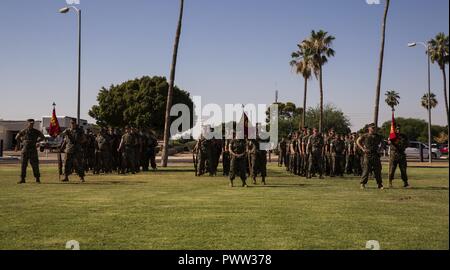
{"left": 0, "top": 164, "right": 448, "bottom": 250}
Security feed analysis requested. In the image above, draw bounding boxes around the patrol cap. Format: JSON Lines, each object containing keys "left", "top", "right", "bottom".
{"left": 368, "top": 123, "right": 376, "bottom": 128}
{"left": 27, "top": 119, "right": 35, "bottom": 123}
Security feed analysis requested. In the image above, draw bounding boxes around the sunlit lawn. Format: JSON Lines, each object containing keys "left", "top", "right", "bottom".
{"left": 0, "top": 164, "right": 448, "bottom": 250}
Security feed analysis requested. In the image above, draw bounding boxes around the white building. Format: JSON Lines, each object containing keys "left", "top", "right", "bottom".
{"left": 0, "top": 117, "right": 92, "bottom": 150}
{"left": 0, "top": 120, "right": 42, "bottom": 150}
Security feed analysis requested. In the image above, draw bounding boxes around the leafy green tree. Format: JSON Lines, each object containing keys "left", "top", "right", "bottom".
{"left": 380, "top": 117, "right": 447, "bottom": 143}
{"left": 89, "top": 76, "right": 193, "bottom": 137}
{"left": 273, "top": 103, "right": 351, "bottom": 139}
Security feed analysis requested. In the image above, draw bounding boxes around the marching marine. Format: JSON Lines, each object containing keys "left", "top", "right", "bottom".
{"left": 388, "top": 124, "right": 410, "bottom": 188}
{"left": 60, "top": 118, "right": 87, "bottom": 182}
{"left": 357, "top": 123, "right": 385, "bottom": 190}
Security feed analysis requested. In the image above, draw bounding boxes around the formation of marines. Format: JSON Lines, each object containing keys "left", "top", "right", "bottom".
{"left": 193, "top": 126, "right": 268, "bottom": 187}
{"left": 280, "top": 127, "right": 363, "bottom": 180}
{"left": 16, "top": 119, "right": 410, "bottom": 190}
{"left": 15, "top": 118, "right": 159, "bottom": 183}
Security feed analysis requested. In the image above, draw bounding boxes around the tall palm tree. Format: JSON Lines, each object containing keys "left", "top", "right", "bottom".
{"left": 429, "top": 33, "right": 449, "bottom": 129}
{"left": 421, "top": 93, "right": 438, "bottom": 111}
{"left": 161, "top": 0, "right": 185, "bottom": 167}
{"left": 373, "top": 0, "right": 391, "bottom": 128}
{"left": 290, "top": 41, "right": 313, "bottom": 130}
{"left": 385, "top": 90, "right": 400, "bottom": 112}
{"left": 304, "top": 30, "right": 335, "bottom": 133}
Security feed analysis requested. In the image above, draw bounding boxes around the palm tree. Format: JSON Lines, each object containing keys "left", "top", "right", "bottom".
{"left": 429, "top": 33, "right": 449, "bottom": 129}
{"left": 161, "top": 0, "right": 185, "bottom": 167}
{"left": 304, "top": 30, "right": 335, "bottom": 133}
{"left": 385, "top": 90, "right": 400, "bottom": 112}
{"left": 373, "top": 0, "right": 391, "bottom": 128}
{"left": 290, "top": 41, "right": 313, "bottom": 130}
{"left": 421, "top": 93, "right": 438, "bottom": 111}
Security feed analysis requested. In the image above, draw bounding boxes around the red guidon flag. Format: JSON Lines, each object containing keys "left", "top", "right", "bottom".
{"left": 389, "top": 111, "right": 398, "bottom": 143}
{"left": 49, "top": 105, "right": 61, "bottom": 138}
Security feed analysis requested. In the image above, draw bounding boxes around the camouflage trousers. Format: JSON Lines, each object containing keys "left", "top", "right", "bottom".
{"left": 249, "top": 152, "right": 267, "bottom": 179}
{"left": 222, "top": 152, "right": 230, "bottom": 176}
{"left": 389, "top": 153, "right": 408, "bottom": 183}
{"left": 324, "top": 153, "right": 332, "bottom": 176}
{"left": 308, "top": 151, "right": 323, "bottom": 177}
{"left": 361, "top": 154, "right": 382, "bottom": 186}
{"left": 230, "top": 156, "right": 247, "bottom": 184}
{"left": 121, "top": 148, "right": 136, "bottom": 174}
{"left": 345, "top": 154, "right": 354, "bottom": 174}
{"left": 64, "top": 151, "right": 85, "bottom": 178}
{"left": 278, "top": 151, "right": 287, "bottom": 167}
{"left": 21, "top": 149, "right": 40, "bottom": 179}
{"left": 95, "top": 150, "right": 111, "bottom": 173}
{"left": 331, "top": 153, "right": 345, "bottom": 177}
{"left": 289, "top": 153, "right": 299, "bottom": 175}
{"left": 197, "top": 150, "right": 213, "bottom": 176}
{"left": 353, "top": 154, "right": 363, "bottom": 176}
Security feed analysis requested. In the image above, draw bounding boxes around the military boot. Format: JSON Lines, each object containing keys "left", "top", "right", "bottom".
{"left": 17, "top": 178, "right": 26, "bottom": 184}
{"left": 35, "top": 177, "right": 41, "bottom": 184}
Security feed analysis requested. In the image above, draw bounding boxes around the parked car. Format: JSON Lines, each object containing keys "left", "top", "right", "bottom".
{"left": 439, "top": 144, "right": 448, "bottom": 155}
{"left": 39, "top": 135, "right": 63, "bottom": 152}
{"left": 404, "top": 141, "right": 441, "bottom": 159}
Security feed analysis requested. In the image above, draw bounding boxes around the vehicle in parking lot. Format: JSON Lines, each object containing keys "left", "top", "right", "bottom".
{"left": 438, "top": 144, "right": 448, "bottom": 155}
{"left": 404, "top": 141, "right": 441, "bottom": 159}
{"left": 39, "top": 135, "right": 63, "bottom": 152}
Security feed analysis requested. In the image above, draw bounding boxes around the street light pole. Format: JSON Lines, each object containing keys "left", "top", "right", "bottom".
{"left": 408, "top": 41, "right": 433, "bottom": 164}
{"left": 59, "top": 6, "right": 82, "bottom": 125}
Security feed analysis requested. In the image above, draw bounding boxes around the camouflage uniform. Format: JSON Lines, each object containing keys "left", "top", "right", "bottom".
{"left": 84, "top": 130, "right": 96, "bottom": 172}
{"left": 289, "top": 135, "right": 299, "bottom": 175}
{"left": 285, "top": 137, "right": 291, "bottom": 172}
{"left": 301, "top": 131, "right": 311, "bottom": 176}
{"left": 278, "top": 138, "right": 287, "bottom": 167}
{"left": 330, "top": 136, "right": 345, "bottom": 177}
{"left": 15, "top": 127, "right": 45, "bottom": 182}
{"left": 307, "top": 133, "right": 324, "bottom": 178}
{"left": 353, "top": 134, "right": 363, "bottom": 176}
{"left": 210, "top": 139, "right": 222, "bottom": 176}
{"left": 229, "top": 138, "right": 248, "bottom": 187}
{"left": 119, "top": 131, "right": 137, "bottom": 174}
{"left": 61, "top": 127, "right": 86, "bottom": 181}
{"left": 324, "top": 135, "right": 332, "bottom": 176}
{"left": 222, "top": 139, "right": 231, "bottom": 176}
{"left": 147, "top": 132, "right": 158, "bottom": 170}
{"left": 359, "top": 132, "right": 384, "bottom": 188}
{"left": 195, "top": 137, "right": 213, "bottom": 176}
{"left": 94, "top": 131, "right": 112, "bottom": 174}
{"left": 345, "top": 136, "right": 355, "bottom": 175}
{"left": 388, "top": 133, "right": 409, "bottom": 186}
{"left": 132, "top": 129, "right": 141, "bottom": 173}
{"left": 248, "top": 138, "right": 267, "bottom": 184}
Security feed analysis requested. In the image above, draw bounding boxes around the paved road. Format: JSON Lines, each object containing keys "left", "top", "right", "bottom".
{"left": 1, "top": 151, "right": 448, "bottom": 168}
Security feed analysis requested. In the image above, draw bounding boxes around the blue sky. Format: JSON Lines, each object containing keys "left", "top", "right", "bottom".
{"left": 0, "top": 0, "right": 448, "bottom": 131}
